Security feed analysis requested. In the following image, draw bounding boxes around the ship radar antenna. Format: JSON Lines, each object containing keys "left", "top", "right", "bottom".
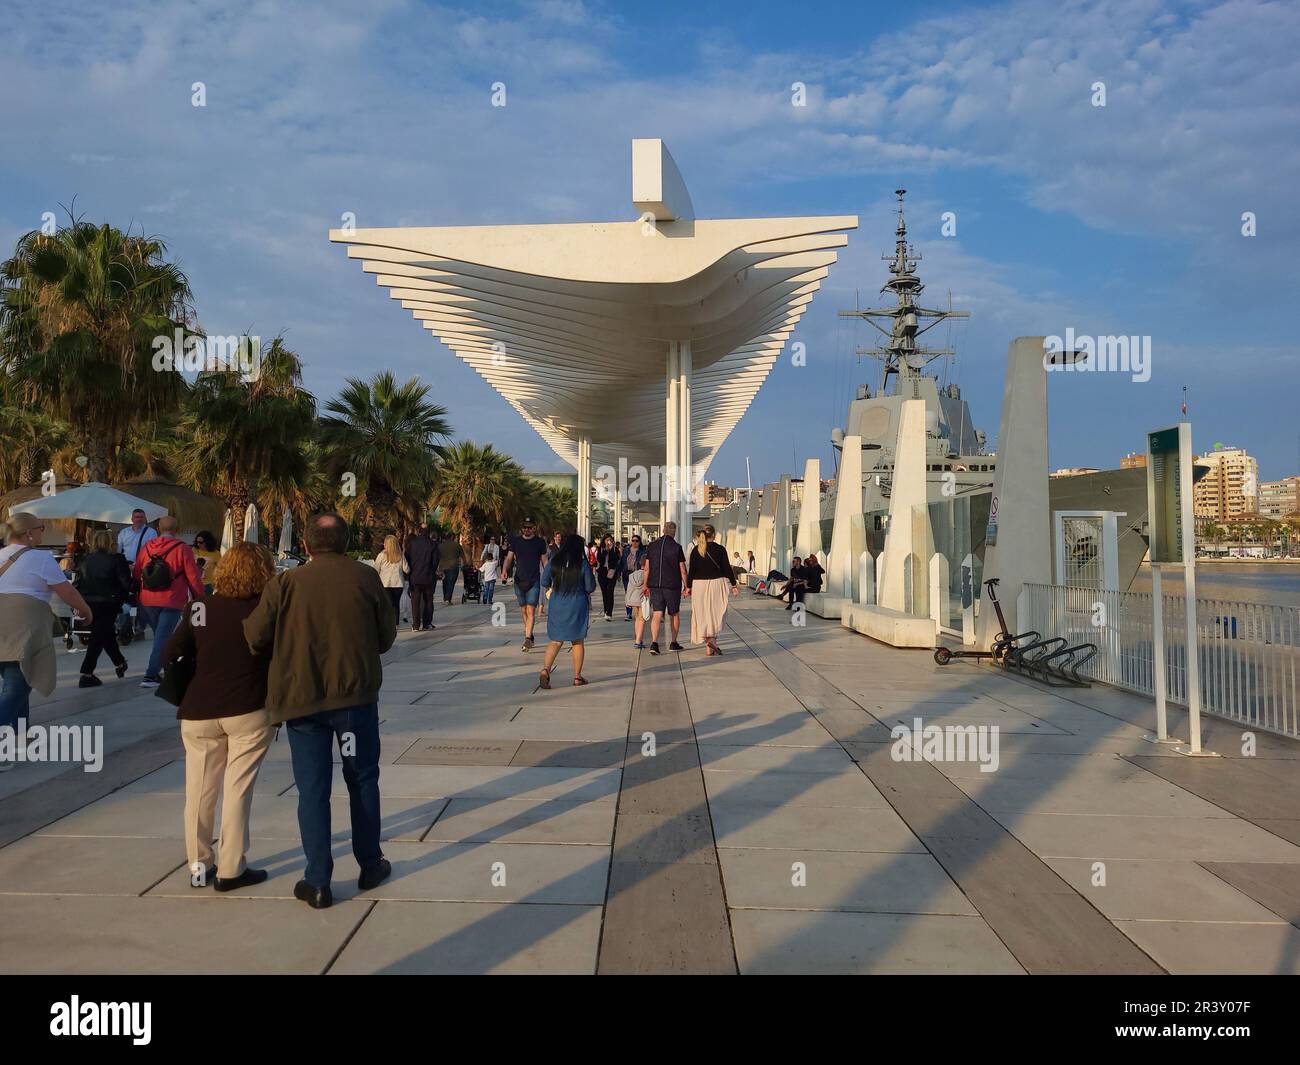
{"left": 840, "top": 188, "right": 970, "bottom": 392}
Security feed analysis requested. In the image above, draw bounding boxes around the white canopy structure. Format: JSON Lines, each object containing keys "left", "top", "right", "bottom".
{"left": 331, "top": 140, "right": 857, "bottom": 535}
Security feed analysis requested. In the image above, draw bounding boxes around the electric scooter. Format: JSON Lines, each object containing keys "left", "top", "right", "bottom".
{"left": 932, "top": 578, "right": 1039, "bottom": 666}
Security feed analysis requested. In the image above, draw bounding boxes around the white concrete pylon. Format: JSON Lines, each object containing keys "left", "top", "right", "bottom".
{"left": 774, "top": 475, "right": 792, "bottom": 571}
{"left": 977, "top": 336, "right": 1052, "bottom": 648}
{"left": 858, "top": 550, "right": 875, "bottom": 606}
{"left": 878, "top": 400, "right": 928, "bottom": 612}
{"left": 757, "top": 484, "right": 776, "bottom": 572}
{"left": 827, "top": 435, "right": 863, "bottom": 598}
{"left": 794, "top": 458, "right": 821, "bottom": 558}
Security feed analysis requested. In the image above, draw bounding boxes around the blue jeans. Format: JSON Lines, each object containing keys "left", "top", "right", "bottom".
{"left": 141, "top": 606, "right": 182, "bottom": 680}
{"left": 0, "top": 661, "right": 32, "bottom": 733}
{"left": 441, "top": 567, "right": 459, "bottom": 602}
{"left": 286, "top": 705, "right": 382, "bottom": 889}
{"left": 482, "top": 579, "right": 495, "bottom": 605}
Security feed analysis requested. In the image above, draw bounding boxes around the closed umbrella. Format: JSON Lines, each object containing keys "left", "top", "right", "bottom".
{"left": 244, "top": 502, "right": 259, "bottom": 544}
{"left": 277, "top": 507, "right": 293, "bottom": 556}
{"left": 220, "top": 510, "right": 235, "bottom": 553}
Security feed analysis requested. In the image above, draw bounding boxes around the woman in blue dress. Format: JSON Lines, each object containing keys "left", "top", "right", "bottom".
{"left": 538, "top": 534, "right": 596, "bottom": 689}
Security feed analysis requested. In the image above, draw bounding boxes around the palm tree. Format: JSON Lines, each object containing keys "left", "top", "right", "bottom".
{"left": 0, "top": 218, "right": 194, "bottom": 481}
{"left": 256, "top": 438, "right": 334, "bottom": 546}
{"left": 0, "top": 367, "right": 78, "bottom": 490}
{"left": 172, "top": 338, "right": 317, "bottom": 542}
{"left": 430, "top": 441, "right": 531, "bottom": 550}
{"left": 1202, "top": 524, "right": 1225, "bottom": 557}
{"left": 318, "top": 371, "right": 451, "bottom": 532}
{"left": 535, "top": 484, "right": 580, "bottom": 535}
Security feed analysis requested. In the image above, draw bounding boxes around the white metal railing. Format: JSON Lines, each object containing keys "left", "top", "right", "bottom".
{"left": 1020, "top": 582, "right": 1299, "bottom": 739}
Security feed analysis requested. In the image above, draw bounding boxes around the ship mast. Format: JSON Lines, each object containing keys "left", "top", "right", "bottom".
{"left": 838, "top": 189, "right": 968, "bottom": 396}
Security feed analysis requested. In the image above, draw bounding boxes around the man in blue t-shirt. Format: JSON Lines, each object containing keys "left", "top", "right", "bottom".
{"left": 503, "top": 517, "right": 548, "bottom": 652}
{"left": 643, "top": 521, "right": 687, "bottom": 655}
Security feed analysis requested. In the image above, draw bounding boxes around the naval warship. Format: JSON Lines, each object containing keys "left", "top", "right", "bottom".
{"left": 802, "top": 189, "right": 1151, "bottom": 591}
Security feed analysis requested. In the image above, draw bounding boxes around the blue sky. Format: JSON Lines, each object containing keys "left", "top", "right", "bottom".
{"left": 2, "top": 0, "right": 1296, "bottom": 482}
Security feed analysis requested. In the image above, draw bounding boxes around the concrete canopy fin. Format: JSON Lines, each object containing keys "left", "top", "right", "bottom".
{"left": 632, "top": 138, "right": 694, "bottom": 222}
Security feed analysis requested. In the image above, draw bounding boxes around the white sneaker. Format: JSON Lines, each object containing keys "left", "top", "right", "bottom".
{"left": 140, "top": 678, "right": 160, "bottom": 689}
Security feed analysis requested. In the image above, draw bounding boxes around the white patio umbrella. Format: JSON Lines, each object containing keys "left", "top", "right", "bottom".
{"left": 220, "top": 510, "right": 235, "bottom": 553}
{"left": 15, "top": 482, "right": 167, "bottom": 524}
{"left": 277, "top": 507, "right": 293, "bottom": 556}
{"left": 244, "top": 502, "right": 259, "bottom": 544}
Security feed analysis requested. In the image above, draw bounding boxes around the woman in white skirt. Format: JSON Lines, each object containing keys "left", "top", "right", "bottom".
{"left": 624, "top": 538, "right": 649, "bottom": 649}
{"left": 685, "top": 524, "right": 738, "bottom": 656}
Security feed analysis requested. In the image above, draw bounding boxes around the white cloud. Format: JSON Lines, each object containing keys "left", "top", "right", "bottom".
{"left": 1, "top": 0, "right": 1294, "bottom": 479}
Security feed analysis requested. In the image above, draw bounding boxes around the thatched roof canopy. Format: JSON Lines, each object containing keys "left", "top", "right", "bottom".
{"left": 1, "top": 478, "right": 82, "bottom": 546}
{"left": 113, "top": 476, "right": 225, "bottom": 537}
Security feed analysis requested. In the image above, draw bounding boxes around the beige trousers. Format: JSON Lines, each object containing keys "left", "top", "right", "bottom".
{"left": 181, "top": 710, "right": 273, "bottom": 880}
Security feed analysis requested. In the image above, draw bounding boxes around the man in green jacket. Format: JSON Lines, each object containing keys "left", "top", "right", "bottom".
{"left": 244, "top": 513, "right": 397, "bottom": 909}
{"left": 437, "top": 534, "right": 465, "bottom": 604}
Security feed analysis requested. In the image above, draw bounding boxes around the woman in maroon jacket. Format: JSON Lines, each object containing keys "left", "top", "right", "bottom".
{"left": 163, "top": 542, "right": 275, "bottom": 892}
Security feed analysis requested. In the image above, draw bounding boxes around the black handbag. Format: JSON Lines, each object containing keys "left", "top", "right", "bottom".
{"left": 155, "top": 654, "right": 195, "bottom": 707}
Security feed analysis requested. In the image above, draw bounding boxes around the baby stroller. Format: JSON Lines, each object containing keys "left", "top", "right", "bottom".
{"left": 461, "top": 563, "right": 483, "bottom": 603}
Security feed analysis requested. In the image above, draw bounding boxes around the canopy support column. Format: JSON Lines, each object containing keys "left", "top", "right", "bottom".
{"left": 664, "top": 342, "right": 679, "bottom": 530}
{"left": 576, "top": 434, "right": 592, "bottom": 541}
{"left": 664, "top": 339, "right": 693, "bottom": 537}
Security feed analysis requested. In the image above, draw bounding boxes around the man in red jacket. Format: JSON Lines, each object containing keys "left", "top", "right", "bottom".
{"left": 132, "top": 515, "right": 204, "bottom": 688}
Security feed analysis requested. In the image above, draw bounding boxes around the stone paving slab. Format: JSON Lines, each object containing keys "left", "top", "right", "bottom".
{"left": 701, "top": 768, "right": 890, "bottom": 808}
{"left": 306, "top": 764, "right": 622, "bottom": 802}
{"left": 708, "top": 800, "right": 927, "bottom": 853}
{"left": 329, "top": 901, "right": 602, "bottom": 974}
{"left": 719, "top": 848, "right": 978, "bottom": 916}
{"left": 611, "top": 811, "right": 717, "bottom": 864}
{"left": 394, "top": 738, "right": 523, "bottom": 765}
{"left": 952, "top": 774, "right": 1238, "bottom": 818}
{"left": 243, "top": 795, "right": 450, "bottom": 842}
{"left": 729, "top": 910, "right": 1025, "bottom": 975}
{"left": 0, "top": 894, "right": 368, "bottom": 974}
{"left": 0, "top": 833, "right": 183, "bottom": 896}
{"left": 598, "top": 861, "right": 736, "bottom": 974}
{"left": 425, "top": 797, "right": 616, "bottom": 845}
{"left": 1114, "top": 919, "right": 1300, "bottom": 975}
{"left": 865, "top": 703, "right": 1072, "bottom": 735}
{"left": 998, "top": 812, "right": 1300, "bottom": 862}
{"left": 696, "top": 743, "right": 856, "bottom": 774}
{"left": 1200, "top": 861, "right": 1300, "bottom": 927}
{"left": 510, "top": 739, "right": 626, "bottom": 768}
{"left": 147, "top": 838, "right": 610, "bottom": 904}
{"left": 1044, "top": 857, "right": 1288, "bottom": 923}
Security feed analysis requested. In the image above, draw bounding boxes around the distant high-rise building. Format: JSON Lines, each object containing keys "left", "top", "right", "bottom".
{"left": 693, "top": 481, "right": 737, "bottom": 509}
{"left": 1193, "top": 446, "right": 1259, "bottom": 523}
{"left": 1259, "top": 476, "right": 1300, "bottom": 519}
{"left": 1120, "top": 452, "right": 1147, "bottom": 469}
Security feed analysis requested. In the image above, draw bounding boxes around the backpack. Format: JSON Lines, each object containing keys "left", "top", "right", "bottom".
{"left": 141, "top": 539, "right": 182, "bottom": 591}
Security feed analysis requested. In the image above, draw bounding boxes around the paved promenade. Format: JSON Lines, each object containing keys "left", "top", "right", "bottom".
{"left": 2, "top": 592, "right": 1298, "bottom": 974}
